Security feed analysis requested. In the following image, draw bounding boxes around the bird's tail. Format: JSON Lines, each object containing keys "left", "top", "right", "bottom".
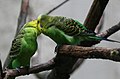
{"left": 89, "top": 35, "right": 120, "bottom": 43}
{"left": 102, "top": 37, "right": 120, "bottom": 43}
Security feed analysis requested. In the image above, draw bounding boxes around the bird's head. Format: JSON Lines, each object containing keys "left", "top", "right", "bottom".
{"left": 37, "top": 14, "right": 55, "bottom": 29}
{"left": 24, "top": 19, "right": 42, "bottom": 34}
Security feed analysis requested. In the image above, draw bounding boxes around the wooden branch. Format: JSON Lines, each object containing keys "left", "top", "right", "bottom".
{"left": 4, "top": 58, "right": 55, "bottom": 78}
{"left": 84, "top": 0, "right": 109, "bottom": 31}
{"left": 15, "top": 0, "right": 29, "bottom": 36}
{"left": 58, "top": 45, "right": 120, "bottom": 62}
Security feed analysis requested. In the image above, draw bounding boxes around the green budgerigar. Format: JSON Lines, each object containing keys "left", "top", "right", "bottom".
{"left": 37, "top": 14, "right": 120, "bottom": 45}
{"left": 4, "top": 20, "right": 41, "bottom": 77}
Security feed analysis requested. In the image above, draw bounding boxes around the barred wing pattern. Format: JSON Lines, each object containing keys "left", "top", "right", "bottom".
{"left": 9, "top": 33, "right": 24, "bottom": 58}
{"left": 55, "top": 17, "right": 96, "bottom": 37}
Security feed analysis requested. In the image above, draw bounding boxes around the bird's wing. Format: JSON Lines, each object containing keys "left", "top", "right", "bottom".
{"left": 9, "top": 35, "right": 23, "bottom": 58}
{"left": 57, "top": 19, "right": 96, "bottom": 37}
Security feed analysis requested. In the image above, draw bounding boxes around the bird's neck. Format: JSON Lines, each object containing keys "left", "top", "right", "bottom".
{"left": 23, "top": 26, "right": 41, "bottom": 36}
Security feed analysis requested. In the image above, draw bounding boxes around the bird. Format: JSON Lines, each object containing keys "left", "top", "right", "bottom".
{"left": 36, "top": 14, "right": 120, "bottom": 79}
{"left": 37, "top": 14, "right": 120, "bottom": 46}
{"left": 3, "top": 19, "right": 41, "bottom": 79}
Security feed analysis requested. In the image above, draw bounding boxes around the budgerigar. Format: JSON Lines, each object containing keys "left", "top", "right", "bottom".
{"left": 3, "top": 20, "right": 41, "bottom": 79}
{"left": 37, "top": 14, "right": 120, "bottom": 45}
{"left": 36, "top": 14, "right": 120, "bottom": 79}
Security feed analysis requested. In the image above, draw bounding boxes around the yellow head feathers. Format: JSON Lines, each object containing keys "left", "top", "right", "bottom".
{"left": 24, "top": 19, "right": 42, "bottom": 33}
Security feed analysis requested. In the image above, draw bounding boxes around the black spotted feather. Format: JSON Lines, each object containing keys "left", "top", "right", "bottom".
{"left": 9, "top": 32, "right": 24, "bottom": 58}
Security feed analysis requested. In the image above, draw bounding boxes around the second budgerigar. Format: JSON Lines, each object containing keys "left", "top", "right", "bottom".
{"left": 37, "top": 14, "right": 120, "bottom": 45}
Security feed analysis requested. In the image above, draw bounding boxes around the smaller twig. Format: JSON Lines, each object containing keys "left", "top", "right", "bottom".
{"left": 97, "top": 22, "right": 120, "bottom": 38}
{"left": 46, "top": 0, "right": 69, "bottom": 15}
{"left": 4, "top": 58, "right": 55, "bottom": 78}
{"left": 30, "top": 58, "right": 55, "bottom": 74}
{"left": 58, "top": 45, "right": 120, "bottom": 62}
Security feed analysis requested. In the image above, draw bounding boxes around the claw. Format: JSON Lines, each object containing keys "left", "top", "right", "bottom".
{"left": 16, "top": 67, "right": 21, "bottom": 73}
{"left": 55, "top": 45, "right": 62, "bottom": 53}
{"left": 15, "top": 66, "right": 29, "bottom": 74}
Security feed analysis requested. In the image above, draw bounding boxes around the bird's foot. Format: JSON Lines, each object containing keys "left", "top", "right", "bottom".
{"left": 16, "top": 67, "right": 21, "bottom": 73}
{"left": 16, "top": 66, "right": 29, "bottom": 74}
{"left": 55, "top": 45, "right": 62, "bottom": 53}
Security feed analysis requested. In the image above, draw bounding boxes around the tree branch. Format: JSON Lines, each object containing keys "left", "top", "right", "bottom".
{"left": 84, "top": 0, "right": 109, "bottom": 31}
{"left": 15, "top": 0, "right": 29, "bottom": 36}
{"left": 58, "top": 45, "right": 120, "bottom": 62}
{"left": 4, "top": 58, "right": 55, "bottom": 78}
{"left": 97, "top": 22, "right": 120, "bottom": 38}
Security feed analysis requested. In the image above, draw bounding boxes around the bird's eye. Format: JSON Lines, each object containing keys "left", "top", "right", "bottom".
{"left": 40, "top": 24, "right": 43, "bottom": 28}
{"left": 37, "top": 20, "right": 40, "bottom": 24}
